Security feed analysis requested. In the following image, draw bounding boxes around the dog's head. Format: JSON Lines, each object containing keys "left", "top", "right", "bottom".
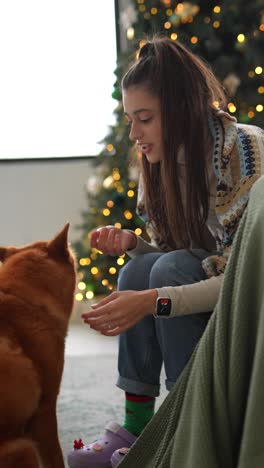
{"left": 0, "top": 224, "right": 76, "bottom": 313}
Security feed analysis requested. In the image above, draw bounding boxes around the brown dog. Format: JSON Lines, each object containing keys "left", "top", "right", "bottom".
{"left": 0, "top": 224, "right": 76, "bottom": 468}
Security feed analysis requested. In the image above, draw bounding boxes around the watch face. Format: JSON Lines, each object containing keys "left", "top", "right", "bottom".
{"left": 157, "top": 298, "right": 171, "bottom": 316}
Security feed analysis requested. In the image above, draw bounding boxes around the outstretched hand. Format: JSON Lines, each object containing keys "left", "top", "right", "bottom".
{"left": 82, "top": 289, "right": 158, "bottom": 336}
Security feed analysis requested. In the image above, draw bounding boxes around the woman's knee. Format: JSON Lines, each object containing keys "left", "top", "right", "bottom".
{"left": 118, "top": 253, "right": 162, "bottom": 291}
{"left": 149, "top": 250, "right": 208, "bottom": 288}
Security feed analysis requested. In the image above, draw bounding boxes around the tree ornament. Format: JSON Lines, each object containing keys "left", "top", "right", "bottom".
{"left": 86, "top": 175, "right": 103, "bottom": 195}
{"left": 120, "top": 4, "right": 137, "bottom": 31}
{"left": 223, "top": 73, "right": 241, "bottom": 96}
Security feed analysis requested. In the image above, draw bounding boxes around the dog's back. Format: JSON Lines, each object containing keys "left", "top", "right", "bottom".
{"left": 0, "top": 224, "right": 76, "bottom": 468}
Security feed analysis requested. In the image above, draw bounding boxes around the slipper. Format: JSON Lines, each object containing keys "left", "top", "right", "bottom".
{"left": 67, "top": 421, "right": 136, "bottom": 468}
{"left": 110, "top": 447, "right": 130, "bottom": 468}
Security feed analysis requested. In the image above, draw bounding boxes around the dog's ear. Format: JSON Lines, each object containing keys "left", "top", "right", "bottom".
{"left": 0, "top": 247, "right": 18, "bottom": 262}
{"left": 0, "top": 247, "right": 7, "bottom": 262}
{"left": 47, "top": 223, "right": 70, "bottom": 258}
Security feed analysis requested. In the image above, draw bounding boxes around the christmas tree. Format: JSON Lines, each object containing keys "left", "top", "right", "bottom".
{"left": 74, "top": 0, "right": 264, "bottom": 302}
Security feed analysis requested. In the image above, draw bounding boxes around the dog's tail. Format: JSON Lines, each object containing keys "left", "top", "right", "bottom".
{"left": 0, "top": 438, "right": 41, "bottom": 468}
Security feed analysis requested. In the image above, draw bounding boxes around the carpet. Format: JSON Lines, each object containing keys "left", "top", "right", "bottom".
{"left": 58, "top": 354, "right": 167, "bottom": 466}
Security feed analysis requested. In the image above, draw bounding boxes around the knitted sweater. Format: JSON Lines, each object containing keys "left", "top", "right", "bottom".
{"left": 127, "top": 110, "right": 264, "bottom": 316}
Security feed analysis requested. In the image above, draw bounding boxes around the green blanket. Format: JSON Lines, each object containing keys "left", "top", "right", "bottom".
{"left": 120, "top": 175, "right": 264, "bottom": 468}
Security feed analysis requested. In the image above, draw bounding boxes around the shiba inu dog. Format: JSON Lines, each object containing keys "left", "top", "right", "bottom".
{"left": 0, "top": 224, "right": 76, "bottom": 468}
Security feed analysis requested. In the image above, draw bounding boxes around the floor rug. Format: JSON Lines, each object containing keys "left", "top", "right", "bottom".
{"left": 58, "top": 354, "right": 167, "bottom": 466}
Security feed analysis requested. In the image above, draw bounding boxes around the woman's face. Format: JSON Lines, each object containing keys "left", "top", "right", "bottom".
{"left": 122, "top": 85, "right": 163, "bottom": 164}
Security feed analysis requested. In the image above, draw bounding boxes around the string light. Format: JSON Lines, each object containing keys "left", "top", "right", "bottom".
{"left": 164, "top": 21, "right": 172, "bottom": 29}
{"left": 103, "top": 175, "right": 114, "bottom": 188}
{"left": 166, "top": 9, "right": 173, "bottom": 16}
{"left": 128, "top": 181, "right": 137, "bottom": 188}
{"left": 255, "top": 66, "right": 263, "bottom": 75}
{"left": 109, "top": 267, "right": 117, "bottom": 275}
{"left": 91, "top": 250, "right": 98, "bottom": 259}
{"left": 228, "top": 102, "right": 237, "bottom": 113}
{"left": 107, "top": 200, "right": 114, "bottom": 208}
{"left": 248, "top": 71, "right": 255, "bottom": 78}
{"left": 213, "top": 21, "right": 220, "bottom": 28}
{"left": 256, "top": 104, "right": 263, "bottom": 112}
{"left": 78, "top": 281, "right": 86, "bottom": 291}
{"left": 102, "top": 279, "right": 109, "bottom": 286}
{"left": 259, "top": 24, "right": 264, "bottom": 32}
{"left": 127, "top": 27, "right": 134, "bottom": 40}
{"left": 86, "top": 291, "right": 94, "bottom": 299}
{"left": 80, "top": 258, "right": 91, "bottom": 266}
{"left": 103, "top": 208, "right": 111, "bottom": 216}
{"left": 124, "top": 210, "right": 133, "bottom": 220}
{"left": 106, "top": 144, "right": 114, "bottom": 152}
{"left": 75, "top": 293, "right": 83, "bottom": 302}
{"left": 113, "top": 169, "right": 120, "bottom": 180}
{"left": 213, "top": 6, "right": 221, "bottom": 13}
{"left": 151, "top": 7, "right": 158, "bottom": 14}
{"left": 258, "top": 86, "right": 264, "bottom": 94}
{"left": 114, "top": 222, "right": 122, "bottom": 229}
{"left": 190, "top": 36, "right": 198, "bottom": 44}
{"left": 237, "top": 34, "right": 245, "bottom": 43}
{"left": 91, "top": 267, "right": 99, "bottom": 275}
{"left": 248, "top": 110, "right": 255, "bottom": 118}
{"left": 138, "top": 5, "right": 146, "bottom": 12}
{"left": 116, "top": 185, "right": 124, "bottom": 193}
{"left": 127, "top": 190, "right": 135, "bottom": 197}
{"left": 117, "top": 258, "right": 125, "bottom": 266}
{"left": 171, "top": 33, "right": 178, "bottom": 40}
{"left": 135, "top": 228, "right": 142, "bottom": 235}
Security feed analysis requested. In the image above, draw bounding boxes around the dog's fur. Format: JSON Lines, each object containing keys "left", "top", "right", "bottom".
{"left": 0, "top": 224, "right": 76, "bottom": 468}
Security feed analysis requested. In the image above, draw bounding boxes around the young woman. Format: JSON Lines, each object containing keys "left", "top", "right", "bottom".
{"left": 67, "top": 36, "right": 264, "bottom": 468}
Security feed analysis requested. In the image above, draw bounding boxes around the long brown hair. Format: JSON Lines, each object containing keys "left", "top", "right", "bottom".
{"left": 122, "top": 35, "right": 226, "bottom": 250}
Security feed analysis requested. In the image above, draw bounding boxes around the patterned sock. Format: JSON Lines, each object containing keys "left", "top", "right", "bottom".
{"left": 123, "top": 392, "right": 155, "bottom": 437}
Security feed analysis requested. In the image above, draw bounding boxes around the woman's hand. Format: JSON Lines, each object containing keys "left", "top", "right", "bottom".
{"left": 82, "top": 289, "right": 158, "bottom": 336}
{"left": 90, "top": 226, "right": 137, "bottom": 256}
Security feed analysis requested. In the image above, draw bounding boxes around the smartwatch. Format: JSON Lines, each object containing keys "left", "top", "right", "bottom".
{"left": 154, "top": 297, "right": 171, "bottom": 317}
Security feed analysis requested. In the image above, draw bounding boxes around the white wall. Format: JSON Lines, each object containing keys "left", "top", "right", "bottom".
{"left": 0, "top": 157, "right": 94, "bottom": 246}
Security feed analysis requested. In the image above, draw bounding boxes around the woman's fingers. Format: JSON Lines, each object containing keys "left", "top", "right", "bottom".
{"left": 81, "top": 290, "right": 152, "bottom": 336}
{"left": 100, "top": 322, "right": 132, "bottom": 336}
{"left": 91, "top": 292, "right": 117, "bottom": 309}
{"left": 87, "top": 314, "right": 127, "bottom": 331}
{"left": 83, "top": 314, "right": 110, "bottom": 326}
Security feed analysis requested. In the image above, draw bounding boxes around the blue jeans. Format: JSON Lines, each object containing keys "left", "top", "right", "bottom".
{"left": 116, "top": 249, "right": 212, "bottom": 397}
